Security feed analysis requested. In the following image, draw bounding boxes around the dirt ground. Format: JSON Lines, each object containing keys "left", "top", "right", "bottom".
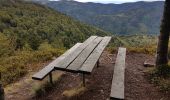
{"left": 5, "top": 51, "right": 170, "bottom": 100}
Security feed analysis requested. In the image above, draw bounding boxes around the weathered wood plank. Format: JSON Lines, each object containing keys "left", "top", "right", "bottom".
{"left": 67, "top": 37, "right": 103, "bottom": 71}
{"left": 110, "top": 47, "right": 126, "bottom": 100}
{"left": 54, "top": 36, "right": 97, "bottom": 69}
{"left": 32, "top": 43, "right": 82, "bottom": 80}
{"left": 79, "top": 36, "right": 111, "bottom": 73}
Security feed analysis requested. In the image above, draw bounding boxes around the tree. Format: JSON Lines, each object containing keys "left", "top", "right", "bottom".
{"left": 156, "top": 0, "right": 170, "bottom": 66}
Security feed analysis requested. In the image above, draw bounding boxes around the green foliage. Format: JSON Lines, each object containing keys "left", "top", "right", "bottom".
{"left": 33, "top": 81, "right": 54, "bottom": 97}
{"left": 0, "top": 33, "right": 15, "bottom": 57}
{"left": 148, "top": 65, "right": 170, "bottom": 92}
{"left": 0, "top": 0, "right": 109, "bottom": 50}
{"left": 153, "top": 65, "right": 170, "bottom": 78}
{"left": 0, "top": 48, "right": 64, "bottom": 85}
{"left": 108, "top": 35, "right": 157, "bottom": 55}
{"left": 32, "top": 72, "right": 63, "bottom": 97}
{"left": 0, "top": 0, "right": 108, "bottom": 85}
{"left": 38, "top": 42, "right": 53, "bottom": 51}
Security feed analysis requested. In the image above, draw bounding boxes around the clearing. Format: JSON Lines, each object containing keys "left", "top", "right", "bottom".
{"left": 5, "top": 51, "right": 170, "bottom": 100}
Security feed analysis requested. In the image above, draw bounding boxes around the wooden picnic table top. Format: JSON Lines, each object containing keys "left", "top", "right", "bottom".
{"left": 32, "top": 43, "right": 82, "bottom": 80}
{"left": 54, "top": 36, "right": 111, "bottom": 73}
{"left": 32, "top": 36, "right": 111, "bottom": 80}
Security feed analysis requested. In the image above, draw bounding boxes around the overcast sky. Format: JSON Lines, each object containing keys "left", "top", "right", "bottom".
{"left": 50, "top": 0, "right": 164, "bottom": 4}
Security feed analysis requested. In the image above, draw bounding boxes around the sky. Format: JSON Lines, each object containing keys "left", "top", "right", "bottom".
{"left": 51, "top": 0, "right": 164, "bottom": 4}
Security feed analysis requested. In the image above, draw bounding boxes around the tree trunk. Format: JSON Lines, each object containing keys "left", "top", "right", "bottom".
{"left": 156, "top": 0, "right": 170, "bottom": 66}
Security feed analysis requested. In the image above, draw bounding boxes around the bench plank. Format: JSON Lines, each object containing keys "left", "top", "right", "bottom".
{"left": 54, "top": 36, "right": 97, "bottom": 70}
{"left": 110, "top": 47, "right": 126, "bottom": 100}
{"left": 32, "top": 43, "right": 82, "bottom": 80}
{"left": 67, "top": 37, "right": 103, "bottom": 71}
{"left": 79, "top": 36, "right": 111, "bottom": 73}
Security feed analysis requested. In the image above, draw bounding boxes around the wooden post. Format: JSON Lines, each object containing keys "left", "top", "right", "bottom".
{"left": 49, "top": 72, "right": 53, "bottom": 85}
{"left": 82, "top": 73, "right": 85, "bottom": 87}
{"left": 97, "top": 60, "right": 99, "bottom": 68}
{"left": 0, "top": 72, "right": 4, "bottom": 100}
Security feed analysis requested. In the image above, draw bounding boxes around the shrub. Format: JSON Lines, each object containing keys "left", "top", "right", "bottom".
{"left": 0, "top": 48, "right": 64, "bottom": 85}
{"left": 153, "top": 65, "right": 170, "bottom": 78}
{"left": 32, "top": 72, "right": 64, "bottom": 97}
{"left": 148, "top": 65, "right": 170, "bottom": 92}
{"left": 62, "top": 83, "right": 86, "bottom": 98}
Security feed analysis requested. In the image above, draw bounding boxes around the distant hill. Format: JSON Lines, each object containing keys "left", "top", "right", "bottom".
{"left": 43, "top": 0, "right": 164, "bottom": 34}
{"left": 0, "top": 0, "right": 109, "bottom": 50}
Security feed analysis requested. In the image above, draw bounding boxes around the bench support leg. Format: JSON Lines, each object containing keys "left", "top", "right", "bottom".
{"left": 97, "top": 60, "right": 99, "bottom": 68}
{"left": 49, "top": 72, "right": 53, "bottom": 85}
{"left": 82, "top": 73, "right": 85, "bottom": 87}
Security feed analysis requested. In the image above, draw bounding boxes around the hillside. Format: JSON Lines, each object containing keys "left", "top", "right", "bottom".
{"left": 0, "top": 0, "right": 109, "bottom": 85}
{"left": 2, "top": 1, "right": 170, "bottom": 100}
{"left": 0, "top": 0, "right": 109, "bottom": 50}
{"left": 44, "top": 0, "right": 164, "bottom": 34}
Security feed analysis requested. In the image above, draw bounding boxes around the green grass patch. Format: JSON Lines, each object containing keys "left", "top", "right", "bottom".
{"left": 0, "top": 48, "right": 65, "bottom": 86}
{"left": 108, "top": 35, "right": 157, "bottom": 55}
{"left": 32, "top": 72, "right": 64, "bottom": 97}
{"left": 62, "top": 83, "right": 86, "bottom": 98}
{"left": 147, "top": 65, "right": 170, "bottom": 92}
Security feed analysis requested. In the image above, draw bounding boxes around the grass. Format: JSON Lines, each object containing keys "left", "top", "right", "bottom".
{"left": 147, "top": 65, "right": 170, "bottom": 92}
{"left": 32, "top": 71, "right": 64, "bottom": 97}
{"left": 107, "top": 46, "right": 156, "bottom": 55}
{"left": 108, "top": 35, "right": 157, "bottom": 55}
{"left": 0, "top": 48, "right": 65, "bottom": 86}
{"left": 62, "top": 83, "right": 86, "bottom": 98}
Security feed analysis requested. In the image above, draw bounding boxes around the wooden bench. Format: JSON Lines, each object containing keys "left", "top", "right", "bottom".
{"left": 32, "top": 36, "right": 111, "bottom": 86}
{"left": 32, "top": 43, "right": 82, "bottom": 82}
{"left": 110, "top": 47, "right": 126, "bottom": 100}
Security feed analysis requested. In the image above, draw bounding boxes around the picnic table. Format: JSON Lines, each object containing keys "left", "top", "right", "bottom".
{"left": 32, "top": 36, "right": 111, "bottom": 86}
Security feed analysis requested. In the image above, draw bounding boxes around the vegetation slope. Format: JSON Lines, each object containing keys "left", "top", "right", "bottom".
{"left": 44, "top": 0, "right": 164, "bottom": 34}
{"left": 0, "top": 0, "right": 109, "bottom": 85}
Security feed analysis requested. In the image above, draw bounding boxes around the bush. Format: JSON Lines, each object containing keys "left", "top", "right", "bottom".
{"left": 127, "top": 46, "right": 156, "bottom": 55}
{"left": 108, "top": 46, "right": 156, "bottom": 55}
{"left": 0, "top": 57, "right": 27, "bottom": 85}
{"left": 152, "top": 65, "right": 170, "bottom": 78}
{"left": 0, "top": 48, "right": 64, "bottom": 85}
{"left": 32, "top": 72, "right": 64, "bottom": 97}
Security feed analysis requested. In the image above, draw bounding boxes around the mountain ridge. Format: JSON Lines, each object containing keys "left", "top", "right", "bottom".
{"left": 41, "top": 0, "right": 164, "bottom": 34}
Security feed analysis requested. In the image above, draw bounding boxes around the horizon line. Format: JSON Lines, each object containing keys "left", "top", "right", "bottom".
{"left": 49, "top": 0, "right": 164, "bottom": 4}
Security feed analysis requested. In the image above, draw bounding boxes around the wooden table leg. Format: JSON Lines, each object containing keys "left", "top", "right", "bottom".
{"left": 97, "top": 60, "right": 99, "bottom": 68}
{"left": 82, "top": 73, "right": 85, "bottom": 87}
{"left": 49, "top": 72, "right": 53, "bottom": 85}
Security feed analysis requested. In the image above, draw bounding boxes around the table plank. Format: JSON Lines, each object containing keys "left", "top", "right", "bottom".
{"left": 79, "top": 36, "right": 111, "bottom": 73}
{"left": 54, "top": 36, "right": 97, "bottom": 70}
{"left": 67, "top": 37, "right": 103, "bottom": 71}
{"left": 32, "top": 43, "right": 82, "bottom": 80}
{"left": 110, "top": 47, "right": 126, "bottom": 99}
